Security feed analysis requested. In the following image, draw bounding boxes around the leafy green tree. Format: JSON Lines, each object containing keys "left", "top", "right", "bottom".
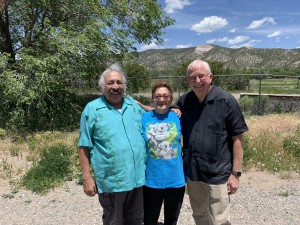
{"left": 172, "top": 61, "right": 190, "bottom": 92}
{"left": 0, "top": 0, "right": 174, "bottom": 131}
{"left": 125, "top": 62, "right": 150, "bottom": 94}
{"left": 208, "top": 60, "right": 226, "bottom": 86}
{"left": 208, "top": 61, "right": 250, "bottom": 90}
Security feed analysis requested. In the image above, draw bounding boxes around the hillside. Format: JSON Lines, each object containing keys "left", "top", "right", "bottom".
{"left": 136, "top": 44, "right": 300, "bottom": 74}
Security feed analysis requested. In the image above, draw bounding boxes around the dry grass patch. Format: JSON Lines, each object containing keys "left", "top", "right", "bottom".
{"left": 244, "top": 113, "right": 300, "bottom": 173}
{"left": 0, "top": 131, "right": 78, "bottom": 181}
{"left": 247, "top": 113, "right": 300, "bottom": 138}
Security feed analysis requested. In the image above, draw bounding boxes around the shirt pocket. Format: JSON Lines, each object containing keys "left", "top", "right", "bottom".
{"left": 206, "top": 114, "right": 226, "bottom": 133}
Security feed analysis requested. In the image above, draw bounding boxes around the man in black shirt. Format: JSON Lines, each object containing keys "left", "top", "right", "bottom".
{"left": 173, "top": 59, "right": 248, "bottom": 225}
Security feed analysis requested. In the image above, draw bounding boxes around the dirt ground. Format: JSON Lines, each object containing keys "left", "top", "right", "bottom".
{"left": 1, "top": 156, "right": 299, "bottom": 195}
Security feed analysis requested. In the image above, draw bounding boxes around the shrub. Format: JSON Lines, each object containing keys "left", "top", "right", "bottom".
{"left": 240, "top": 96, "right": 254, "bottom": 114}
{"left": 283, "top": 125, "right": 300, "bottom": 159}
{"left": 0, "top": 128, "right": 6, "bottom": 138}
{"left": 133, "top": 95, "right": 152, "bottom": 106}
{"left": 242, "top": 134, "right": 254, "bottom": 168}
{"left": 21, "top": 144, "right": 73, "bottom": 194}
{"left": 253, "top": 95, "right": 269, "bottom": 115}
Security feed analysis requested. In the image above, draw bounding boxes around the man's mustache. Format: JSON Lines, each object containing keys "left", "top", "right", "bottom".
{"left": 110, "top": 89, "right": 122, "bottom": 94}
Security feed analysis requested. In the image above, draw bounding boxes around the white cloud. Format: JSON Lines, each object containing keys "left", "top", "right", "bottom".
{"left": 207, "top": 37, "right": 229, "bottom": 44}
{"left": 230, "top": 28, "right": 237, "bottom": 33}
{"left": 206, "top": 36, "right": 249, "bottom": 45}
{"left": 230, "top": 39, "right": 262, "bottom": 48}
{"left": 247, "top": 17, "right": 276, "bottom": 29}
{"left": 139, "top": 42, "right": 161, "bottom": 51}
{"left": 228, "top": 36, "right": 250, "bottom": 45}
{"left": 164, "top": 0, "right": 192, "bottom": 14}
{"left": 191, "top": 16, "right": 228, "bottom": 34}
{"left": 267, "top": 31, "right": 282, "bottom": 38}
{"left": 176, "top": 44, "right": 193, "bottom": 48}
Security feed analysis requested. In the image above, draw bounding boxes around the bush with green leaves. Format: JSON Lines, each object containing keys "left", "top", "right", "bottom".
{"left": 253, "top": 95, "right": 269, "bottom": 115}
{"left": 125, "top": 62, "right": 151, "bottom": 94}
{"left": 240, "top": 96, "right": 254, "bottom": 114}
{"left": 283, "top": 125, "right": 300, "bottom": 159}
{"left": 0, "top": 0, "right": 174, "bottom": 132}
{"left": 21, "top": 144, "right": 74, "bottom": 194}
{"left": 133, "top": 95, "right": 152, "bottom": 106}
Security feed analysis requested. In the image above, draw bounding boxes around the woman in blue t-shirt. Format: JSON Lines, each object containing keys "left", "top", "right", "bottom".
{"left": 142, "top": 80, "right": 185, "bottom": 225}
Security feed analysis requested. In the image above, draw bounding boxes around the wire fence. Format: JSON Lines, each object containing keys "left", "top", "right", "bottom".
{"left": 129, "top": 74, "right": 300, "bottom": 115}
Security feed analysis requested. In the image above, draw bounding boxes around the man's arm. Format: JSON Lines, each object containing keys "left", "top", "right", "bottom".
{"left": 136, "top": 100, "right": 154, "bottom": 111}
{"left": 78, "top": 146, "right": 97, "bottom": 196}
{"left": 227, "top": 133, "right": 244, "bottom": 195}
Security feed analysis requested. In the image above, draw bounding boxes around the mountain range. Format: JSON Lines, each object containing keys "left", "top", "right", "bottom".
{"left": 136, "top": 44, "right": 300, "bottom": 74}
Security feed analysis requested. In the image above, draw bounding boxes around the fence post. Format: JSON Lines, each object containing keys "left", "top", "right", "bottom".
{"left": 258, "top": 74, "right": 262, "bottom": 115}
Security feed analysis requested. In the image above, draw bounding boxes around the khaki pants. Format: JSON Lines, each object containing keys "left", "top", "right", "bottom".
{"left": 187, "top": 177, "right": 230, "bottom": 225}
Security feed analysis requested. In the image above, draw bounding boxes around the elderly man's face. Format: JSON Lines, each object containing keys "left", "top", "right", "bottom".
{"left": 187, "top": 65, "right": 212, "bottom": 99}
{"left": 103, "top": 71, "right": 125, "bottom": 109}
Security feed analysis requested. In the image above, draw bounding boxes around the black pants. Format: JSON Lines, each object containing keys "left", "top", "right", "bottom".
{"left": 143, "top": 185, "right": 185, "bottom": 225}
{"left": 98, "top": 187, "right": 143, "bottom": 225}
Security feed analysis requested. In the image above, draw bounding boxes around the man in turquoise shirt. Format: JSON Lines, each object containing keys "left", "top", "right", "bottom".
{"left": 78, "top": 63, "right": 146, "bottom": 225}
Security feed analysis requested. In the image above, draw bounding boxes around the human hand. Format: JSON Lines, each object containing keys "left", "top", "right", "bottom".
{"left": 171, "top": 108, "right": 182, "bottom": 117}
{"left": 136, "top": 100, "right": 154, "bottom": 111}
{"left": 82, "top": 178, "right": 97, "bottom": 197}
{"left": 227, "top": 175, "right": 240, "bottom": 195}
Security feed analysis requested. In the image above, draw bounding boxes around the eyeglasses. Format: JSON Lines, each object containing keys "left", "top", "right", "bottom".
{"left": 188, "top": 73, "right": 210, "bottom": 82}
{"left": 105, "top": 80, "right": 124, "bottom": 87}
{"left": 154, "top": 95, "right": 171, "bottom": 100}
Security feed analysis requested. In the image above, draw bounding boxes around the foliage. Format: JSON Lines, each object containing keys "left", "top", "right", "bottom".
{"left": 243, "top": 131, "right": 299, "bottom": 173}
{"left": 242, "top": 134, "right": 252, "bottom": 165}
{"left": 239, "top": 96, "right": 254, "bottom": 115}
{"left": 249, "top": 77, "right": 300, "bottom": 95}
{"left": 1, "top": 114, "right": 299, "bottom": 194}
{"left": 283, "top": 125, "right": 300, "bottom": 159}
{"left": 132, "top": 95, "right": 152, "bottom": 106}
{"left": 125, "top": 62, "right": 151, "bottom": 94}
{"left": 221, "top": 75, "right": 250, "bottom": 90}
{"left": 198, "top": 61, "right": 250, "bottom": 90}
{"left": 253, "top": 95, "right": 269, "bottom": 115}
{"left": 243, "top": 114, "right": 300, "bottom": 173}
{"left": 0, "top": 128, "right": 6, "bottom": 138}
{"left": 172, "top": 61, "right": 190, "bottom": 91}
{"left": 0, "top": 0, "right": 174, "bottom": 132}
{"left": 21, "top": 144, "right": 73, "bottom": 194}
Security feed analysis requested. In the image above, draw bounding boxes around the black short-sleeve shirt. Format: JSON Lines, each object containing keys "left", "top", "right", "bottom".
{"left": 174, "top": 86, "right": 248, "bottom": 184}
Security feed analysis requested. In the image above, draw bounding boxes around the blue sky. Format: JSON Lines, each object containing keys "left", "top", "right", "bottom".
{"left": 137, "top": 0, "right": 300, "bottom": 51}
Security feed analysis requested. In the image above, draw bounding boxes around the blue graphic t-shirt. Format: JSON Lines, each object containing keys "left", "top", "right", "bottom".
{"left": 142, "top": 110, "right": 185, "bottom": 189}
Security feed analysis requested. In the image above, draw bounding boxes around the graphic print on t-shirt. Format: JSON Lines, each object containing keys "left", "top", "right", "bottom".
{"left": 146, "top": 122, "right": 178, "bottom": 159}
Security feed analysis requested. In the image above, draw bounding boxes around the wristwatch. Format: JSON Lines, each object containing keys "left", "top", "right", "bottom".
{"left": 232, "top": 171, "right": 242, "bottom": 177}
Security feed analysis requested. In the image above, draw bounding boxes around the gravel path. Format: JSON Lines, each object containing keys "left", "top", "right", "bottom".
{"left": 1, "top": 171, "right": 300, "bottom": 225}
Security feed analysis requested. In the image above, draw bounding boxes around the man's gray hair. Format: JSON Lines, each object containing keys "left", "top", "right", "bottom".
{"left": 187, "top": 60, "right": 212, "bottom": 76}
{"left": 98, "top": 63, "right": 127, "bottom": 93}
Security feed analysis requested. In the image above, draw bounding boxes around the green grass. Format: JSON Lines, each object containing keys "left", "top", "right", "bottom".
{"left": 249, "top": 78, "right": 300, "bottom": 94}
{"left": 279, "top": 190, "right": 291, "bottom": 197}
